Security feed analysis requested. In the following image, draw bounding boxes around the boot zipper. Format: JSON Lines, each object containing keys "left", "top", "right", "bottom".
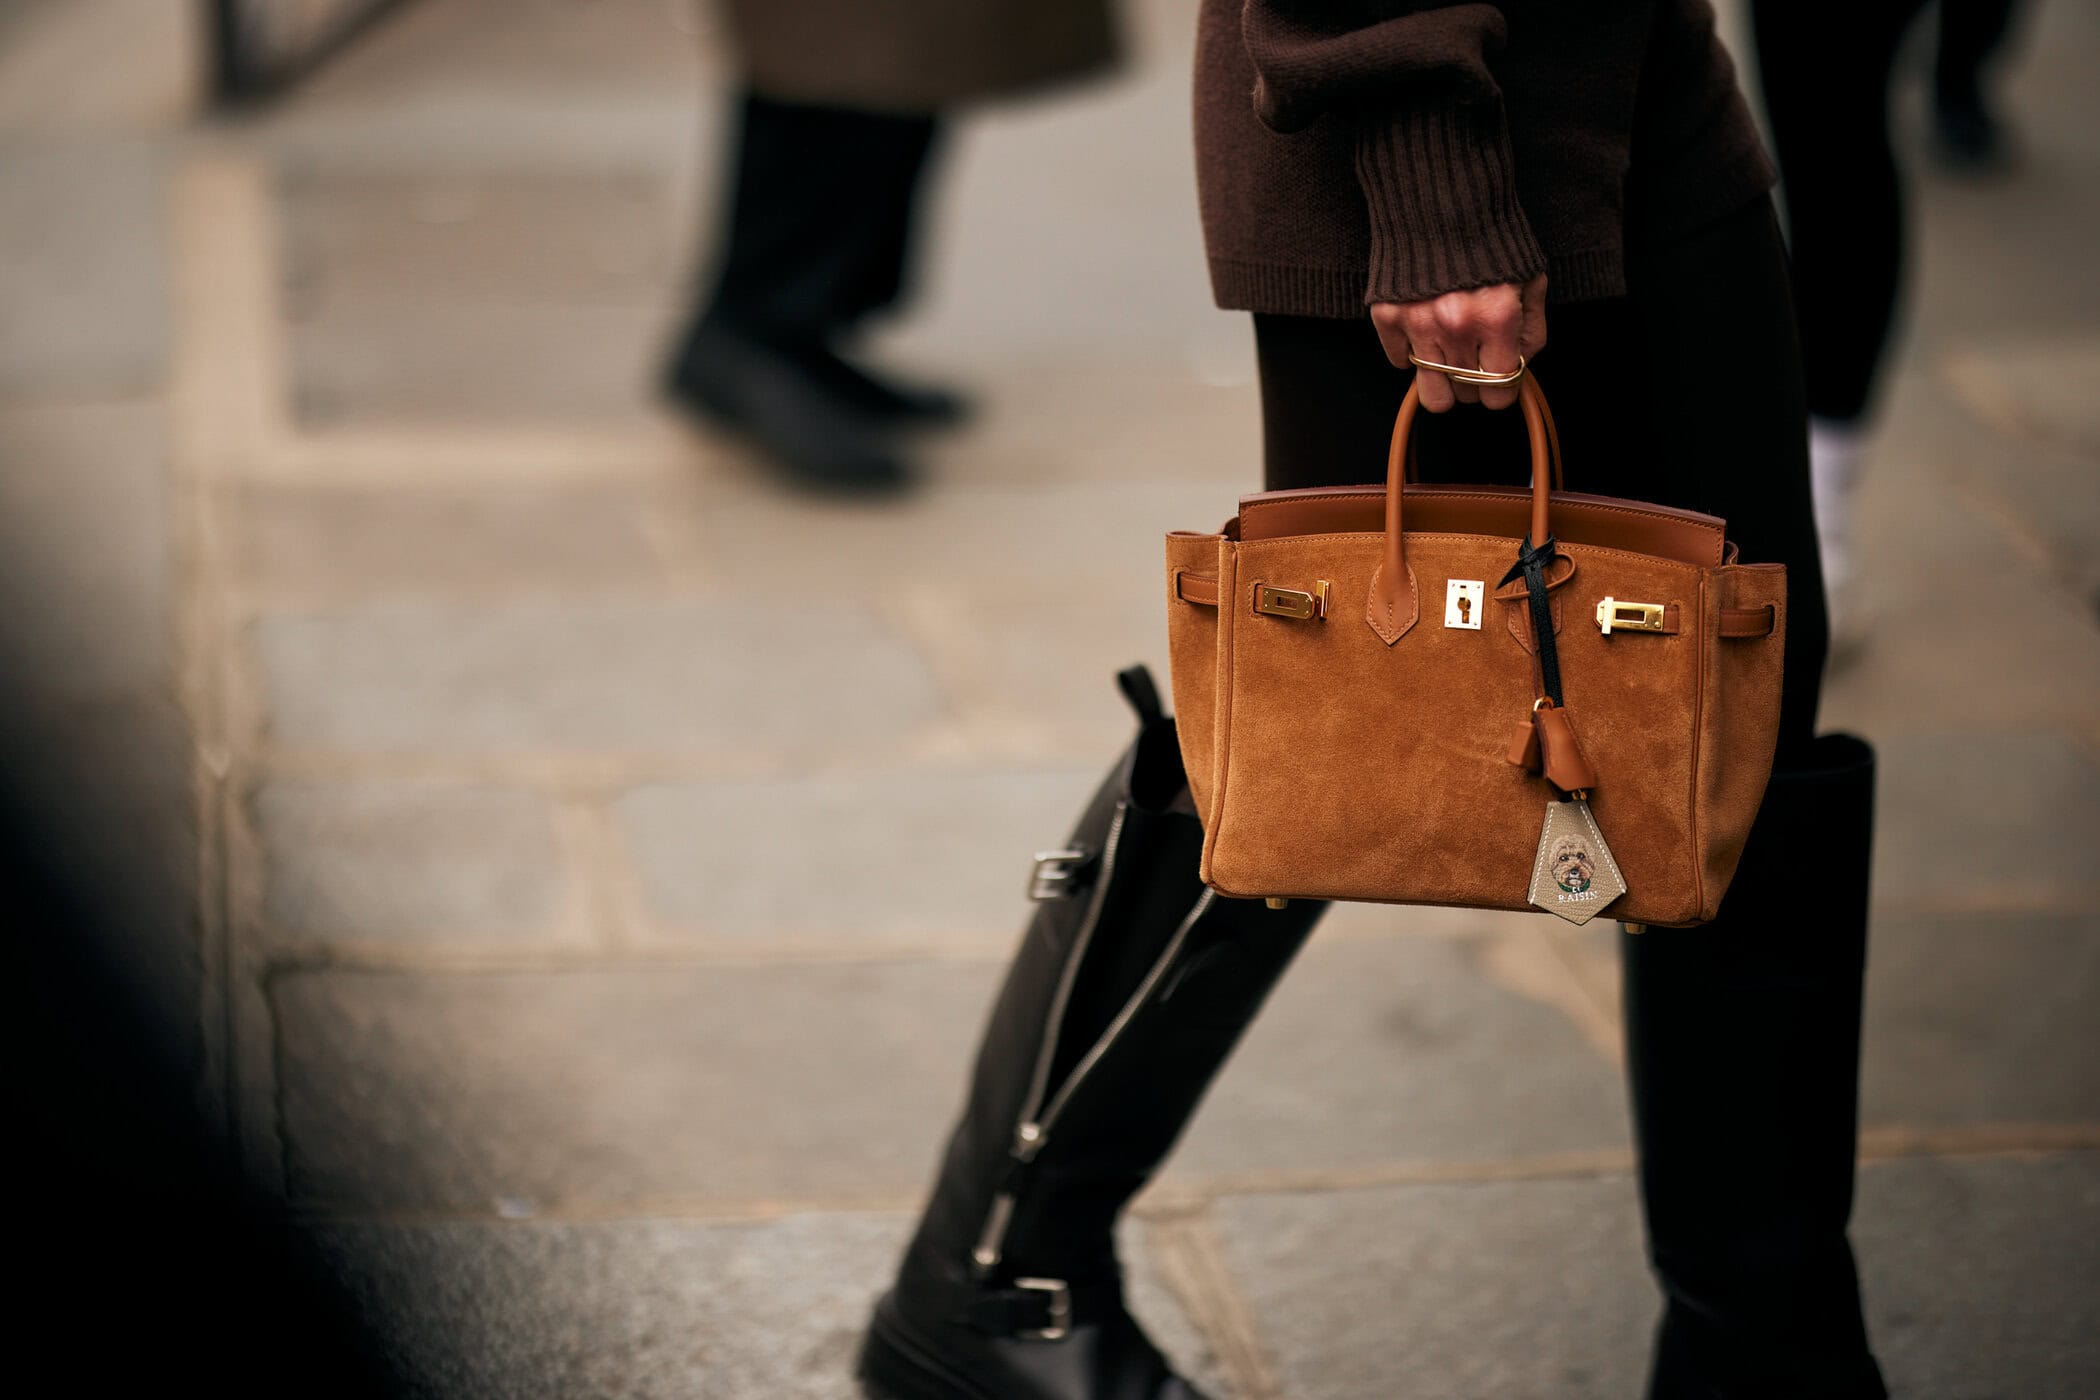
{"left": 970, "top": 845, "right": 1219, "bottom": 1278}
{"left": 971, "top": 799, "right": 1128, "bottom": 1274}
{"left": 1034, "top": 889, "right": 1215, "bottom": 1130}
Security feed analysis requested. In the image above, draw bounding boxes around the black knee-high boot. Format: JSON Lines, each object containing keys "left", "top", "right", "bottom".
{"left": 859, "top": 669, "right": 1321, "bottom": 1400}
{"left": 1624, "top": 735, "right": 1889, "bottom": 1399}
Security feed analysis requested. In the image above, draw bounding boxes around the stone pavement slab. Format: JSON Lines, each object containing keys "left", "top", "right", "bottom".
{"left": 0, "top": 139, "right": 167, "bottom": 394}
{"left": 0, "top": 0, "right": 196, "bottom": 132}
{"left": 1861, "top": 912, "right": 2100, "bottom": 1130}
{"left": 315, "top": 1213, "right": 1223, "bottom": 1400}
{"left": 0, "top": 399, "right": 171, "bottom": 700}
{"left": 272, "top": 959, "right": 1004, "bottom": 1211}
{"left": 285, "top": 0, "right": 704, "bottom": 103}
{"left": 614, "top": 769, "right": 1098, "bottom": 945}
{"left": 235, "top": 483, "right": 677, "bottom": 600}
{"left": 273, "top": 926, "right": 1624, "bottom": 1214}
{"left": 915, "top": 365, "right": 1265, "bottom": 487}
{"left": 1211, "top": 1151, "right": 2100, "bottom": 1400}
{"left": 290, "top": 297, "right": 674, "bottom": 426}
{"left": 1872, "top": 734, "right": 2100, "bottom": 912}
{"left": 678, "top": 477, "right": 1229, "bottom": 757}
{"left": 253, "top": 779, "right": 580, "bottom": 947}
{"left": 1212, "top": 1173, "right": 1654, "bottom": 1400}
{"left": 254, "top": 601, "right": 946, "bottom": 755}
{"left": 280, "top": 165, "right": 681, "bottom": 427}
{"left": 1168, "top": 927, "right": 1630, "bottom": 1183}
{"left": 1943, "top": 340, "right": 2100, "bottom": 467}
{"left": 894, "top": 580, "right": 1180, "bottom": 761}
{"left": 1822, "top": 366, "right": 2100, "bottom": 742}
{"left": 281, "top": 167, "right": 674, "bottom": 307}
{"left": 1854, "top": 1153, "right": 2100, "bottom": 1400}
{"left": 686, "top": 479, "right": 1233, "bottom": 593}
{"left": 1941, "top": 345, "right": 2100, "bottom": 603}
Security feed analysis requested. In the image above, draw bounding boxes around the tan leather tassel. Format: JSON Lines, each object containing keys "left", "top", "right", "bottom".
{"left": 1506, "top": 716, "right": 1541, "bottom": 772}
{"left": 1533, "top": 702, "right": 1598, "bottom": 794}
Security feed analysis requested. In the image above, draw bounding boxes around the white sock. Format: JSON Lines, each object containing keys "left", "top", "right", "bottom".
{"left": 1808, "top": 416, "right": 1868, "bottom": 599}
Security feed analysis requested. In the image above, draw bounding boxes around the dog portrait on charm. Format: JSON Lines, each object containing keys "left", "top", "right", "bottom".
{"left": 1550, "top": 835, "right": 1595, "bottom": 895}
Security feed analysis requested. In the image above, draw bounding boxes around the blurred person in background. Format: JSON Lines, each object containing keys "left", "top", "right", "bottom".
{"left": 660, "top": 1, "right": 1120, "bottom": 494}
{"left": 1934, "top": 0, "right": 2025, "bottom": 167}
{"left": 1752, "top": 0, "right": 2026, "bottom": 653}
{"left": 857, "top": 3, "right": 1889, "bottom": 1399}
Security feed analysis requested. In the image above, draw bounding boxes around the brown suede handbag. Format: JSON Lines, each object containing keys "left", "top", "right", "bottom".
{"left": 1162, "top": 375, "right": 1786, "bottom": 928}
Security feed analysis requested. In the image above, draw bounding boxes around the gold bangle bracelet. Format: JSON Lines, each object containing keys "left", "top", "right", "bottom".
{"left": 1406, "top": 352, "right": 1527, "bottom": 386}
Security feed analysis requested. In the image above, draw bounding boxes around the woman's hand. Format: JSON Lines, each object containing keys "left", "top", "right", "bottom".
{"left": 1371, "top": 274, "right": 1549, "bottom": 412}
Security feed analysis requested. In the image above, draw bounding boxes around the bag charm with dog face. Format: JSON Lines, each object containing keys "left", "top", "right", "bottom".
{"left": 1527, "top": 798, "right": 1627, "bottom": 925}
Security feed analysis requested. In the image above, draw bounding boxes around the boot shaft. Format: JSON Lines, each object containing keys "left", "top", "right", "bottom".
{"left": 902, "top": 670, "right": 1320, "bottom": 1297}
{"left": 1625, "top": 733, "right": 1886, "bottom": 1397}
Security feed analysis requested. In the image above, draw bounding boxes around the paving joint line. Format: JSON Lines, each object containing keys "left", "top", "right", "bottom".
{"left": 278, "top": 1130, "right": 2100, "bottom": 1228}
{"left": 550, "top": 798, "right": 627, "bottom": 952}
{"left": 1149, "top": 1209, "right": 1283, "bottom": 1400}
{"left": 170, "top": 142, "right": 293, "bottom": 1187}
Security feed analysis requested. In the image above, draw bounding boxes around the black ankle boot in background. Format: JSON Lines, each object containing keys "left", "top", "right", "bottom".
{"left": 859, "top": 669, "right": 1322, "bottom": 1400}
{"left": 663, "top": 321, "right": 914, "bottom": 495}
{"left": 1624, "top": 735, "right": 1889, "bottom": 1399}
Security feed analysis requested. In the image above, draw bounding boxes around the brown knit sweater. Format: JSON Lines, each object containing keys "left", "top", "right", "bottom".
{"left": 1195, "top": 0, "right": 1775, "bottom": 313}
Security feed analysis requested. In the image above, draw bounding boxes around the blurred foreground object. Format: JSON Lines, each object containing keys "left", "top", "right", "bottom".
{"left": 208, "top": 0, "right": 412, "bottom": 104}
{"left": 0, "top": 699, "right": 404, "bottom": 1394}
{"left": 661, "top": 0, "right": 1118, "bottom": 493}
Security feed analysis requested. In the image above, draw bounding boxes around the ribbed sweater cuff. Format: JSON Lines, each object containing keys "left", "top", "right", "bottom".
{"left": 1353, "top": 96, "right": 1548, "bottom": 305}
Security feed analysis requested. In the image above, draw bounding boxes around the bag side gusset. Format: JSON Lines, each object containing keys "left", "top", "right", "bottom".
{"left": 1164, "top": 530, "right": 1228, "bottom": 823}
{"left": 1694, "top": 562, "right": 1788, "bottom": 920}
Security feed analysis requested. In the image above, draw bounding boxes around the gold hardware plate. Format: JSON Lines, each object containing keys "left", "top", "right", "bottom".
{"left": 1255, "top": 580, "right": 1330, "bottom": 621}
{"left": 1444, "top": 578, "right": 1485, "bottom": 630}
{"left": 1595, "top": 596, "right": 1666, "bottom": 635}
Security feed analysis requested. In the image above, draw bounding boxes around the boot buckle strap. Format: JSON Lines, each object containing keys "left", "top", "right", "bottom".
{"left": 961, "top": 1275, "right": 1075, "bottom": 1341}
{"left": 1027, "top": 848, "right": 1092, "bottom": 901}
{"left": 1010, "top": 1277, "right": 1072, "bottom": 1341}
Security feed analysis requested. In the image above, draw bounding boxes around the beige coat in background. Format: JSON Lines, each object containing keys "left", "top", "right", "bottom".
{"left": 721, "top": 0, "right": 1120, "bottom": 112}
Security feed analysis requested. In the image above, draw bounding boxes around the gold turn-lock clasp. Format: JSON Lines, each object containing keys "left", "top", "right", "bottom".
{"left": 1254, "top": 580, "right": 1330, "bottom": 621}
{"left": 1595, "top": 596, "right": 1667, "bottom": 635}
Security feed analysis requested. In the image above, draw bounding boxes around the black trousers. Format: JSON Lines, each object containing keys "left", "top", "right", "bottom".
{"left": 700, "top": 91, "right": 943, "bottom": 342}
{"left": 1253, "top": 196, "right": 1827, "bottom": 768}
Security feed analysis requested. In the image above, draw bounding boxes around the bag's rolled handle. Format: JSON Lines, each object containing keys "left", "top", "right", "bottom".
{"left": 1368, "top": 374, "right": 1559, "bottom": 645}
{"left": 1399, "top": 381, "right": 1565, "bottom": 491}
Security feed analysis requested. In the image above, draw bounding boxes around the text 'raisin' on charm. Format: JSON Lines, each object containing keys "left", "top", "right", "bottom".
{"left": 1527, "top": 797, "right": 1628, "bottom": 925}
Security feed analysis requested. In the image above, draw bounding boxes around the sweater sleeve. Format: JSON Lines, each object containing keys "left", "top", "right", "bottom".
{"left": 1242, "top": 1, "right": 1548, "bottom": 304}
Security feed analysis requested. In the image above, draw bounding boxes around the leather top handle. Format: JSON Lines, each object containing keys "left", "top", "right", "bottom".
{"left": 1368, "top": 375, "right": 1560, "bottom": 644}
{"left": 1399, "top": 380, "right": 1565, "bottom": 491}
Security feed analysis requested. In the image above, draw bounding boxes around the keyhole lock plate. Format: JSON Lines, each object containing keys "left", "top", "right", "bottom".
{"left": 1445, "top": 578, "right": 1485, "bottom": 630}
